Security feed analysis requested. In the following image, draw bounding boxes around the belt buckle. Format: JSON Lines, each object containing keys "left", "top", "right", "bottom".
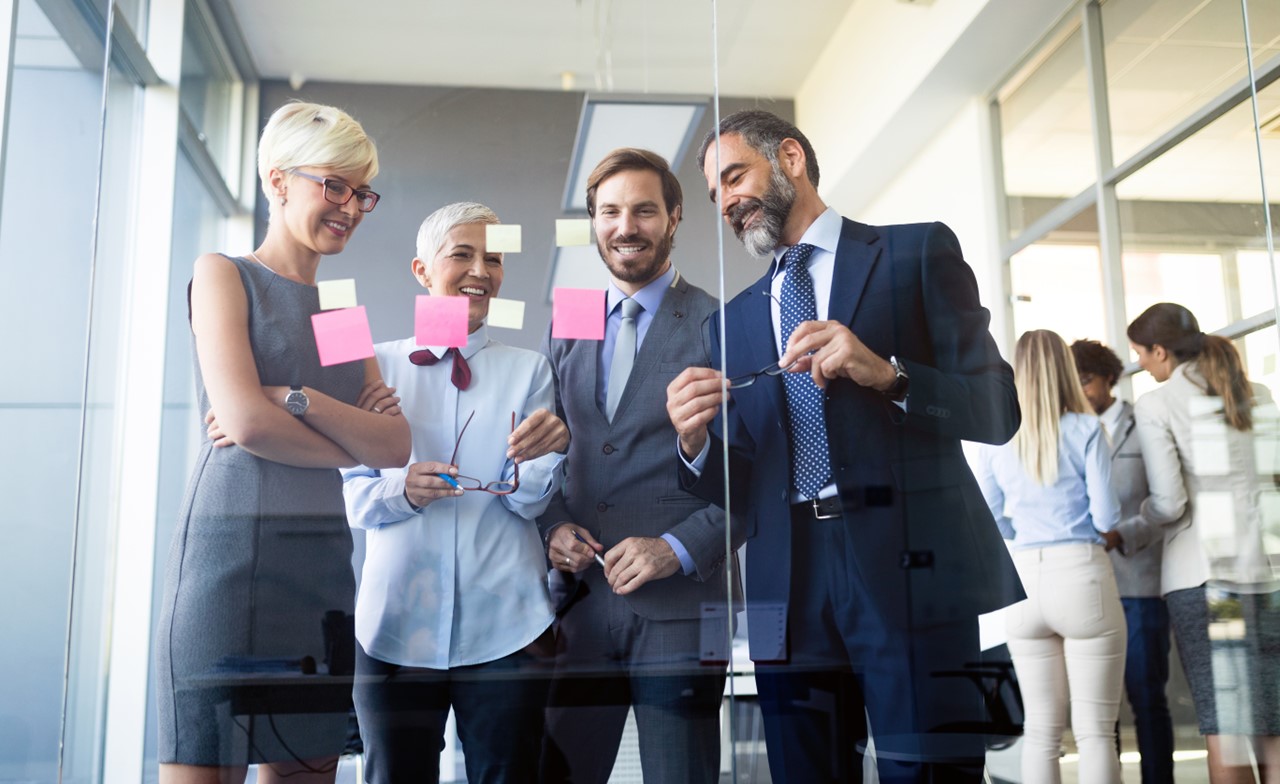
{"left": 812, "top": 498, "right": 840, "bottom": 520}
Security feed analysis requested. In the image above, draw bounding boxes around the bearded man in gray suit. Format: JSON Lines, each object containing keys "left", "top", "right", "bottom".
{"left": 538, "top": 147, "right": 743, "bottom": 784}
{"left": 1073, "top": 338, "right": 1175, "bottom": 784}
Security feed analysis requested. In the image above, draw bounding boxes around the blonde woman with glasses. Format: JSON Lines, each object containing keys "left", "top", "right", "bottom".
{"left": 976, "top": 329, "right": 1125, "bottom": 783}
{"left": 155, "top": 102, "right": 410, "bottom": 784}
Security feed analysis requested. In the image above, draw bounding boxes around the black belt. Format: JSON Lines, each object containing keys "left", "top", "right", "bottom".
{"left": 791, "top": 496, "right": 844, "bottom": 520}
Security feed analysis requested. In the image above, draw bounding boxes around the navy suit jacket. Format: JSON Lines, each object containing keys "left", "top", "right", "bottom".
{"left": 685, "top": 218, "right": 1026, "bottom": 660}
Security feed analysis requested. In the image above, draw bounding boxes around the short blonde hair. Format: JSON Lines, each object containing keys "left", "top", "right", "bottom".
{"left": 257, "top": 101, "right": 379, "bottom": 203}
{"left": 1013, "top": 329, "right": 1092, "bottom": 485}
{"left": 415, "top": 202, "right": 500, "bottom": 261}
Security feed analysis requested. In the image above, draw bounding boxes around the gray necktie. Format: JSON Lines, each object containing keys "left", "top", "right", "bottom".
{"left": 605, "top": 297, "right": 642, "bottom": 421}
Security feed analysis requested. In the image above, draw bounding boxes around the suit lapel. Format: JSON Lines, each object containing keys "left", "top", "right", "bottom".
{"left": 827, "top": 218, "right": 881, "bottom": 328}
{"left": 1112, "top": 402, "right": 1136, "bottom": 457}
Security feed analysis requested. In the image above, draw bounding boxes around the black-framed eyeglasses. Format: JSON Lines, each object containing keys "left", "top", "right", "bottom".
{"left": 449, "top": 411, "right": 519, "bottom": 495}
{"left": 290, "top": 169, "right": 381, "bottom": 213}
{"left": 726, "top": 358, "right": 800, "bottom": 389}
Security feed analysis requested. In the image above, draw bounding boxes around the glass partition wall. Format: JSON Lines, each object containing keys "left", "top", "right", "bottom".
{"left": 5, "top": 0, "right": 1277, "bottom": 780}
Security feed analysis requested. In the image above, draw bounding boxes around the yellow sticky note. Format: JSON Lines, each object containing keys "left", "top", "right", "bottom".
{"left": 487, "top": 298, "right": 526, "bottom": 330}
{"left": 555, "top": 218, "right": 592, "bottom": 247}
{"left": 486, "top": 224, "right": 522, "bottom": 253}
{"left": 318, "top": 278, "right": 358, "bottom": 310}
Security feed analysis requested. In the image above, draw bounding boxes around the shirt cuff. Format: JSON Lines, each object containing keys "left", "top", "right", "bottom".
{"left": 678, "top": 435, "right": 711, "bottom": 477}
{"left": 660, "top": 533, "right": 695, "bottom": 576}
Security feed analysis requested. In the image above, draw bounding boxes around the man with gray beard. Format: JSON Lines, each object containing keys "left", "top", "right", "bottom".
{"left": 666, "top": 110, "right": 1024, "bottom": 783}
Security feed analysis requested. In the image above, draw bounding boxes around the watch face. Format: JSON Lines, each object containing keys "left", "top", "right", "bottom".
{"left": 285, "top": 389, "right": 308, "bottom": 416}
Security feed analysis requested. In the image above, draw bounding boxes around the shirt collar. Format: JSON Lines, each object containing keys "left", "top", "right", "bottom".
{"left": 769, "top": 206, "right": 842, "bottom": 279}
{"left": 606, "top": 263, "right": 677, "bottom": 316}
{"left": 420, "top": 322, "right": 490, "bottom": 361}
{"left": 1100, "top": 397, "right": 1125, "bottom": 434}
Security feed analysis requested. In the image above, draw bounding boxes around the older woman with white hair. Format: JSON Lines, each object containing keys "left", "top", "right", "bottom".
{"left": 342, "top": 202, "right": 569, "bottom": 783}
{"left": 155, "top": 101, "right": 411, "bottom": 784}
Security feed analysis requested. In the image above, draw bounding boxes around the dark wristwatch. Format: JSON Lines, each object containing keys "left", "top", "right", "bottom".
{"left": 284, "top": 385, "right": 310, "bottom": 417}
{"left": 884, "top": 356, "right": 910, "bottom": 402}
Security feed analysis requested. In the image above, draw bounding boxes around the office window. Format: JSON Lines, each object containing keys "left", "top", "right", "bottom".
{"left": 999, "top": 24, "right": 1095, "bottom": 238}
{"left": 1102, "top": 0, "right": 1279, "bottom": 165}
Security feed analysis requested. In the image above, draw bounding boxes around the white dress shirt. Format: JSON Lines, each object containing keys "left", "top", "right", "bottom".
{"left": 342, "top": 324, "right": 564, "bottom": 668}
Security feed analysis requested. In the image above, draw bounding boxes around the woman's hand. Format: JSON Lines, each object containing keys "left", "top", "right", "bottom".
{"left": 507, "top": 409, "right": 569, "bottom": 463}
{"left": 205, "top": 410, "right": 235, "bottom": 448}
{"left": 404, "top": 461, "right": 465, "bottom": 509}
{"left": 356, "top": 379, "right": 402, "bottom": 417}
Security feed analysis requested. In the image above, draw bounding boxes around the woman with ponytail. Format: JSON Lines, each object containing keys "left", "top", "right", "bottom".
{"left": 976, "top": 329, "right": 1125, "bottom": 783}
{"left": 1128, "top": 302, "right": 1279, "bottom": 783}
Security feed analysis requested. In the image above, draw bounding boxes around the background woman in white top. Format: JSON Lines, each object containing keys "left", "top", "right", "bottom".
{"left": 976, "top": 329, "right": 1125, "bottom": 784}
{"left": 1128, "top": 302, "right": 1279, "bottom": 784}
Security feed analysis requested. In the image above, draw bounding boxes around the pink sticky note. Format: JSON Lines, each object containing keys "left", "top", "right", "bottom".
{"left": 311, "top": 306, "right": 375, "bottom": 367}
{"left": 415, "top": 295, "right": 469, "bottom": 347}
{"left": 552, "top": 288, "right": 606, "bottom": 340}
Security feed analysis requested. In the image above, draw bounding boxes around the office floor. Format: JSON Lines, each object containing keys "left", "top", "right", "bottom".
{"left": 239, "top": 713, "right": 1225, "bottom": 783}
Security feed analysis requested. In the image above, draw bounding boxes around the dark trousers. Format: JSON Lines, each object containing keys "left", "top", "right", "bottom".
{"left": 1121, "top": 596, "right": 1175, "bottom": 784}
{"left": 755, "top": 505, "right": 986, "bottom": 784}
{"left": 540, "top": 573, "right": 726, "bottom": 784}
{"left": 353, "top": 632, "right": 553, "bottom": 784}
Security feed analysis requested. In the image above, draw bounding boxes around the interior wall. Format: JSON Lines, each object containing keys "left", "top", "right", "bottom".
{"left": 258, "top": 81, "right": 793, "bottom": 352}
{"left": 858, "top": 99, "right": 1008, "bottom": 353}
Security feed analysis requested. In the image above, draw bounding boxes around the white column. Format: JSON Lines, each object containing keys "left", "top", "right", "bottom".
{"left": 102, "top": 0, "right": 185, "bottom": 780}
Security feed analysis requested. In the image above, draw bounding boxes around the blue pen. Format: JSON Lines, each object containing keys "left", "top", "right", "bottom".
{"left": 572, "top": 529, "right": 607, "bottom": 568}
{"left": 436, "top": 473, "right": 462, "bottom": 490}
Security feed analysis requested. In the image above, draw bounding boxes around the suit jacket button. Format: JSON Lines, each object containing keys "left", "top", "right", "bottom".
{"left": 603, "top": 443, "right": 615, "bottom": 455}
{"left": 596, "top": 502, "right": 608, "bottom": 513}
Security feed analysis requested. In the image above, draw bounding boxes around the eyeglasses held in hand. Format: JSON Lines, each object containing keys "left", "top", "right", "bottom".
{"left": 726, "top": 358, "right": 800, "bottom": 389}
{"left": 290, "top": 169, "right": 381, "bottom": 213}
{"left": 449, "top": 411, "right": 519, "bottom": 495}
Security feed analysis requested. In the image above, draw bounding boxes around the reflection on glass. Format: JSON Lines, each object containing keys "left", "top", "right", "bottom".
{"left": 1103, "top": 0, "right": 1280, "bottom": 166}
{"left": 1000, "top": 25, "right": 1095, "bottom": 238}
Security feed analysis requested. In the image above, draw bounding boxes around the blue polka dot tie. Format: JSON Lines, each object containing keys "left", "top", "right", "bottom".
{"left": 779, "top": 243, "right": 831, "bottom": 499}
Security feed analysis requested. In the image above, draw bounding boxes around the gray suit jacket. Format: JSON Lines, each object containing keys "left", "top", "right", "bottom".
{"left": 539, "top": 272, "right": 744, "bottom": 621}
{"left": 1107, "top": 400, "right": 1163, "bottom": 597}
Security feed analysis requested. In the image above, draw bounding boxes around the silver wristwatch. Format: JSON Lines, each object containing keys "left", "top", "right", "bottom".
{"left": 284, "top": 385, "right": 309, "bottom": 417}
{"left": 884, "top": 356, "right": 910, "bottom": 402}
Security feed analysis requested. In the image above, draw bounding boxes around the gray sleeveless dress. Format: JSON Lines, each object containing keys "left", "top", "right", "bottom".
{"left": 156, "top": 255, "right": 364, "bottom": 765}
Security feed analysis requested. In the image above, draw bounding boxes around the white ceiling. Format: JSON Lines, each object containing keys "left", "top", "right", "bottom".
{"left": 226, "top": 0, "right": 856, "bottom": 97}
{"left": 1000, "top": 0, "right": 1280, "bottom": 203}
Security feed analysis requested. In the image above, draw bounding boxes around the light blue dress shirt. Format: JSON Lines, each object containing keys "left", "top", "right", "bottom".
{"left": 583, "top": 264, "right": 694, "bottom": 574}
{"left": 596, "top": 263, "right": 676, "bottom": 411}
{"left": 975, "top": 412, "right": 1120, "bottom": 549}
{"left": 341, "top": 325, "right": 565, "bottom": 668}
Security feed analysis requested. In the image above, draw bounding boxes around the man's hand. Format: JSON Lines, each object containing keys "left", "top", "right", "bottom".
{"left": 1100, "top": 529, "right": 1123, "bottom": 552}
{"left": 356, "top": 380, "right": 402, "bottom": 417}
{"left": 666, "top": 367, "right": 726, "bottom": 459}
{"left": 781, "top": 320, "right": 896, "bottom": 391}
{"left": 508, "top": 408, "right": 569, "bottom": 463}
{"left": 547, "top": 524, "right": 602, "bottom": 574}
{"left": 403, "top": 461, "right": 464, "bottom": 509}
{"left": 604, "top": 537, "right": 680, "bottom": 595}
